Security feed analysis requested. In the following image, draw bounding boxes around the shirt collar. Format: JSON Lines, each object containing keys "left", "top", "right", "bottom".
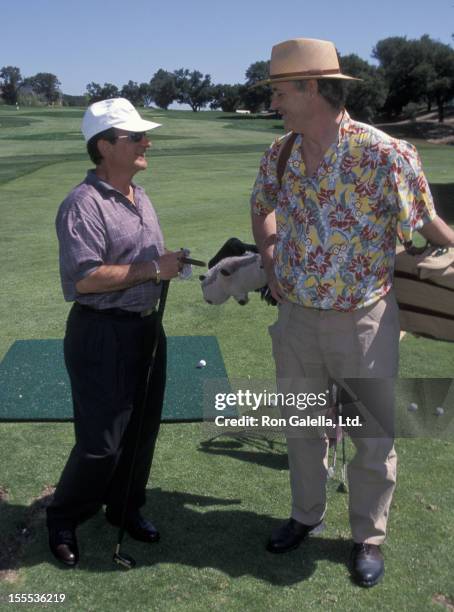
{"left": 85, "top": 169, "right": 142, "bottom": 198}
{"left": 338, "top": 110, "right": 353, "bottom": 141}
{"left": 294, "top": 109, "right": 352, "bottom": 150}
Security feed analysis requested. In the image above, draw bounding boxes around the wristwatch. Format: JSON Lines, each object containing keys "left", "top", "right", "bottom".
{"left": 152, "top": 259, "right": 161, "bottom": 284}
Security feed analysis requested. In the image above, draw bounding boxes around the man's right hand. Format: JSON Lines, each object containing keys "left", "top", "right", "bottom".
{"left": 251, "top": 210, "right": 285, "bottom": 303}
{"left": 266, "top": 267, "right": 285, "bottom": 304}
{"left": 158, "top": 251, "right": 184, "bottom": 280}
{"left": 76, "top": 251, "right": 184, "bottom": 294}
{"left": 268, "top": 272, "right": 285, "bottom": 304}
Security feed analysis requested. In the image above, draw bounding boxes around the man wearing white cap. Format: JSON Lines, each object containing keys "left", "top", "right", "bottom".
{"left": 251, "top": 38, "right": 454, "bottom": 587}
{"left": 47, "top": 98, "right": 183, "bottom": 566}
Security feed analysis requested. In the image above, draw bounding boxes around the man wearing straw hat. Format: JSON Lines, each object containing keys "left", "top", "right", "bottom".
{"left": 251, "top": 38, "right": 454, "bottom": 587}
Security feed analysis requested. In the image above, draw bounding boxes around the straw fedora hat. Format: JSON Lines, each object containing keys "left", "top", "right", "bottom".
{"left": 254, "top": 38, "right": 360, "bottom": 86}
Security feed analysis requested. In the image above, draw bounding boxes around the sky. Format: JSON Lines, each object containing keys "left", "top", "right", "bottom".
{"left": 0, "top": 0, "right": 453, "bottom": 96}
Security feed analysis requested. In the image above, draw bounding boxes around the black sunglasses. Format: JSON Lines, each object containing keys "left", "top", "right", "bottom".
{"left": 116, "top": 132, "right": 147, "bottom": 143}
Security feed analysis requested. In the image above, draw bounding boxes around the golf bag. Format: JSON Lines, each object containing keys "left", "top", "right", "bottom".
{"left": 394, "top": 244, "right": 454, "bottom": 342}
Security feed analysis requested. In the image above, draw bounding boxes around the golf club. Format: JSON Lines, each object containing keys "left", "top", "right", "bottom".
{"left": 180, "top": 256, "right": 206, "bottom": 267}
{"left": 328, "top": 383, "right": 338, "bottom": 479}
{"left": 113, "top": 279, "right": 170, "bottom": 570}
{"left": 337, "top": 400, "right": 348, "bottom": 493}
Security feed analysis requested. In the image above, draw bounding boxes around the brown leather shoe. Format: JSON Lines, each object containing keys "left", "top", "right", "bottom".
{"left": 48, "top": 527, "right": 79, "bottom": 567}
{"left": 105, "top": 509, "right": 160, "bottom": 543}
{"left": 350, "top": 543, "right": 384, "bottom": 587}
{"left": 266, "top": 518, "right": 321, "bottom": 553}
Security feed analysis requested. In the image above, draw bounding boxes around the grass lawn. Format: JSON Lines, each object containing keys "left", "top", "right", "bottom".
{"left": 0, "top": 106, "right": 453, "bottom": 611}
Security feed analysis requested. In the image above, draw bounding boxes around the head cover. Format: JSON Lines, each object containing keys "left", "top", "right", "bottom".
{"left": 81, "top": 97, "right": 161, "bottom": 142}
{"left": 254, "top": 38, "right": 360, "bottom": 86}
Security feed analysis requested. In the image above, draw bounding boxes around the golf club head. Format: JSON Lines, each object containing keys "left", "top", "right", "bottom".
{"left": 113, "top": 551, "right": 136, "bottom": 569}
{"left": 337, "top": 464, "right": 348, "bottom": 493}
{"left": 337, "top": 482, "right": 348, "bottom": 494}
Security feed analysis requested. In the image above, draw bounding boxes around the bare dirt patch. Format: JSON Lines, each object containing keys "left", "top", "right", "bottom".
{"left": 433, "top": 594, "right": 454, "bottom": 611}
{"left": 0, "top": 485, "right": 55, "bottom": 583}
{"left": 376, "top": 110, "right": 454, "bottom": 144}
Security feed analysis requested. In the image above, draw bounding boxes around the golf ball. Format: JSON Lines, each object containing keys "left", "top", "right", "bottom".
{"left": 197, "top": 359, "right": 207, "bottom": 368}
{"left": 408, "top": 402, "right": 418, "bottom": 412}
{"left": 435, "top": 406, "right": 444, "bottom": 416}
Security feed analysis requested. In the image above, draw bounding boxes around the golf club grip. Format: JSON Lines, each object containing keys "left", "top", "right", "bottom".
{"left": 157, "top": 280, "right": 170, "bottom": 318}
{"left": 149, "top": 280, "right": 169, "bottom": 363}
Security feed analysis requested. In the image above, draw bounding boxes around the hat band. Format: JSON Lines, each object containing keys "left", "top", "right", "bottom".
{"left": 270, "top": 68, "right": 341, "bottom": 79}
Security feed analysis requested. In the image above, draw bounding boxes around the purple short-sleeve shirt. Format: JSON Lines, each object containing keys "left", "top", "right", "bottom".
{"left": 56, "top": 170, "right": 165, "bottom": 311}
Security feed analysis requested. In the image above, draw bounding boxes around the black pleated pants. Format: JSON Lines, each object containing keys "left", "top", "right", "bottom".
{"left": 47, "top": 304, "right": 166, "bottom": 528}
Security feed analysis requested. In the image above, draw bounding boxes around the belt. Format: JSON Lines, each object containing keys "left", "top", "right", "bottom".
{"left": 74, "top": 302, "right": 155, "bottom": 318}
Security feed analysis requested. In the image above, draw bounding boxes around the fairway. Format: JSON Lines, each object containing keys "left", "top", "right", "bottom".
{"left": 0, "top": 106, "right": 453, "bottom": 610}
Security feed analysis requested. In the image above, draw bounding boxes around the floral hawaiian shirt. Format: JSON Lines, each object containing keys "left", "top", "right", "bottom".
{"left": 251, "top": 112, "right": 436, "bottom": 311}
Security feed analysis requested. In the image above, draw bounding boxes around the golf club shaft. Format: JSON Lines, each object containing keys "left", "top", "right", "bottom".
{"left": 180, "top": 256, "right": 206, "bottom": 267}
{"left": 340, "top": 403, "right": 347, "bottom": 482}
{"left": 114, "top": 280, "right": 170, "bottom": 560}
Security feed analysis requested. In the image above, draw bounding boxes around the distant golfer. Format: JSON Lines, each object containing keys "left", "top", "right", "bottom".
{"left": 47, "top": 98, "right": 183, "bottom": 566}
{"left": 251, "top": 38, "right": 454, "bottom": 587}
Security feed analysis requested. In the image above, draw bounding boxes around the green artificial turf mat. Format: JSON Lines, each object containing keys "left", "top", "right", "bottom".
{"left": 0, "top": 337, "right": 232, "bottom": 422}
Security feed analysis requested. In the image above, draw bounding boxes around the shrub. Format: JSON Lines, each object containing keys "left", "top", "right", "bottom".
{"left": 17, "top": 91, "right": 47, "bottom": 107}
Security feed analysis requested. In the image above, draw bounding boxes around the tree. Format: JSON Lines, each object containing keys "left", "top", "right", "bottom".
{"left": 86, "top": 82, "right": 102, "bottom": 103}
{"left": 372, "top": 37, "right": 422, "bottom": 117}
{"left": 25, "top": 72, "right": 61, "bottom": 104}
{"left": 149, "top": 69, "right": 177, "bottom": 109}
{"left": 173, "top": 69, "right": 212, "bottom": 112}
{"left": 86, "top": 82, "right": 119, "bottom": 103}
{"left": 139, "top": 82, "right": 153, "bottom": 107}
{"left": 420, "top": 37, "right": 454, "bottom": 122}
{"left": 100, "top": 83, "right": 120, "bottom": 100}
{"left": 373, "top": 35, "right": 454, "bottom": 121}
{"left": 340, "top": 54, "right": 388, "bottom": 122}
{"left": 245, "top": 61, "right": 270, "bottom": 84}
{"left": 62, "top": 94, "right": 88, "bottom": 107}
{"left": 240, "top": 61, "right": 271, "bottom": 113}
{"left": 0, "top": 66, "right": 23, "bottom": 105}
{"left": 121, "top": 80, "right": 143, "bottom": 105}
{"left": 209, "top": 84, "right": 242, "bottom": 112}
{"left": 120, "top": 81, "right": 153, "bottom": 107}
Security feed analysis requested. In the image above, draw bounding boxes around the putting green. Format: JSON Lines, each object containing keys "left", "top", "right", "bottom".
{"left": 0, "top": 337, "right": 232, "bottom": 422}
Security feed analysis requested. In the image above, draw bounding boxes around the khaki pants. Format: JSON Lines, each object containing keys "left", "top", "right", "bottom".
{"left": 268, "top": 292, "right": 399, "bottom": 544}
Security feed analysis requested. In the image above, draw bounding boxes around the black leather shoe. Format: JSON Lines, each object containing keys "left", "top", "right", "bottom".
{"left": 48, "top": 527, "right": 79, "bottom": 567}
{"left": 105, "top": 509, "right": 160, "bottom": 543}
{"left": 350, "top": 543, "right": 384, "bottom": 587}
{"left": 266, "top": 518, "right": 321, "bottom": 553}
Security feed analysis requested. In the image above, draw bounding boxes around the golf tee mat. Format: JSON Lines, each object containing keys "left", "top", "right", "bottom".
{"left": 0, "top": 337, "right": 232, "bottom": 422}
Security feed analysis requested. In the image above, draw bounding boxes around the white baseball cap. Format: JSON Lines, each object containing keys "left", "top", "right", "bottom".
{"left": 81, "top": 97, "right": 161, "bottom": 142}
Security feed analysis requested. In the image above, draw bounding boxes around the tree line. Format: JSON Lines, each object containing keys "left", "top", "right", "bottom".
{"left": 0, "top": 68, "right": 61, "bottom": 106}
{"left": 2, "top": 35, "right": 454, "bottom": 122}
